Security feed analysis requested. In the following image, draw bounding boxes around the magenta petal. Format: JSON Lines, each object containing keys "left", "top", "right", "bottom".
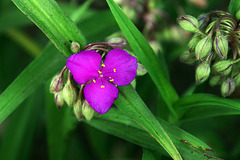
{"left": 84, "top": 78, "right": 118, "bottom": 114}
{"left": 66, "top": 50, "right": 101, "bottom": 84}
{"left": 102, "top": 49, "right": 137, "bottom": 86}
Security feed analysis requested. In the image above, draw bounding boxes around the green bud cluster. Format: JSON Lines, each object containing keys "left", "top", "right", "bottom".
{"left": 49, "top": 66, "right": 96, "bottom": 121}
{"left": 178, "top": 11, "right": 240, "bottom": 97}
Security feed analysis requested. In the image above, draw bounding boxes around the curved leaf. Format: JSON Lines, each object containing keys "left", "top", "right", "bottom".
{"left": 12, "top": 0, "right": 87, "bottom": 57}
{"left": 106, "top": 0, "right": 179, "bottom": 118}
{"left": 115, "top": 85, "right": 182, "bottom": 160}
{"left": 174, "top": 93, "right": 240, "bottom": 121}
{"left": 86, "top": 108, "right": 220, "bottom": 159}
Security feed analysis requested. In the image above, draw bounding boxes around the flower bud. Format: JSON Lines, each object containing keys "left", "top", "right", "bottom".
{"left": 221, "top": 78, "right": 235, "bottom": 97}
{"left": 50, "top": 74, "right": 64, "bottom": 93}
{"left": 188, "top": 34, "right": 202, "bottom": 52}
{"left": 131, "top": 79, "right": 136, "bottom": 89}
{"left": 209, "top": 75, "right": 223, "bottom": 86}
{"left": 234, "top": 73, "right": 240, "bottom": 87}
{"left": 195, "top": 62, "right": 210, "bottom": 84}
{"left": 179, "top": 51, "right": 196, "bottom": 65}
{"left": 211, "top": 60, "right": 233, "bottom": 76}
{"left": 178, "top": 15, "right": 199, "bottom": 32}
{"left": 73, "top": 99, "right": 83, "bottom": 121}
{"left": 55, "top": 90, "right": 65, "bottom": 108}
{"left": 137, "top": 63, "right": 147, "bottom": 76}
{"left": 195, "top": 36, "right": 212, "bottom": 60}
{"left": 62, "top": 79, "right": 77, "bottom": 106}
{"left": 213, "top": 32, "right": 228, "bottom": 59}
{"left": 82, "top": 100, "right": 95, "bottom": 121}
{"left": 70, "top": 41, "right": 80, "bottom": 53}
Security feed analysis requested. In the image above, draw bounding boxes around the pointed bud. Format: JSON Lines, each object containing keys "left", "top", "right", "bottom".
{"left": 195, "top": 36, "right": 212, "bottom": 60}
{"left": 131, "top": 79, "right": 136, "bottom": 89}
{"left": 73, "top": 99, "right": 83, "bottom": 121}
{"left": 179, "top": 51, "right": 196, "bottom": 65}
{"left": 209, "top": 75, "right": 223, "bottom": 86}
{"left": 50, "top": 74, "right": 64, "bottom": 93}
{"left": 178, "top": 15, "right": 199, "bottom": 32}
{"left": 62, "top": 79, "right": 77, "bottom": 106}
{"left": 211, "top": 60, "right": 233, "bottom": 76}
{"left": 213, "top": 31, "right": 228, "bottom": 59}
{"left": 137, "top": 63, "right": 147, "bottom": 76}
{"left": 234, "top": 73, "right": 240, "bottom": 87}
{"left": 55, "top": 90, "right": 65, "bottom": 108}
{"left": 70, "top": 41, "right": 80, "bottom": 53}
{"left": 221, "top": 78, "right": 235, "bottom": 97}
{"left": 82, "top": 101, "right": 95, "bottom": 121}
{"left": 195, "top": 62, "right": 211, "bottom": 84}
{"left": 198, "top": 13, "right": 209, "bottom": 29}
{"left": 188, "top": 34, "right": 202, "bottom": 52}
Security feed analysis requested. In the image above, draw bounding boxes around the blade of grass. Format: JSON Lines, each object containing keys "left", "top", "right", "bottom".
{"left": 85, "top": 108, "right": 219, "bottom": 159}
{"left": 0, "top": 88, "right": 43, "bottom": 160}
{"left": 115, "top": 85, "right": 182, "bottom": 160}
{"left": 142, "top": 149, "right": 158, "bottom": 160}
{"left": 174, "top": 93, "right": 240, "bottom": 121}
{"left": 45, "top": 83, "right": 77, "bottom": 160}
{"left": 11, "top": 0, "right": 87, "bottom": 57}
{"left": 106, "top": 0, "right": 179, "bottom": 118}
{"left": 0, "top": 43, "right": 65, "bottom": 124}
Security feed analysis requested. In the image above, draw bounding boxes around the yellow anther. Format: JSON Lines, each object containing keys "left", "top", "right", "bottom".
{"left": 101, "top": 64, "right": 105, "bottom": 67}
{"left": 101, "top": 85, "right": 105, "bottom": 88}
{"left": 109, "top": 77, "right": 111, "bottom": 79}
{"left": 93, "top": 79, "right": 96, "bottom": 83}
{"left": 98, "top": 70, "right": 102, "bottom": 74}
{"left": 113, "top": 69, "right": 116, "bottom": 72}
{"left": 109, "top": 79, "right": 114, "bottom": 82}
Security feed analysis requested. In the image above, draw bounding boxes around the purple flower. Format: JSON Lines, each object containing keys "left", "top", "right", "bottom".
{"left": 66, "top": 49, "right": 137, "bottom": 114}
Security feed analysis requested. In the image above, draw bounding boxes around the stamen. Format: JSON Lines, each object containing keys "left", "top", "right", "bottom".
{"left": 109, "top": 77, "right": 111, "bottom": 79}
{"left": 109, "top": 79, "right": 114, "bottom": 82}
{"left": 93, "top": 79, "right": 96, "bottom": 83}
{"left": 101, "top": 64, "right": 105, "bottom": 67}
{"left": 113, "top": 69, "right": 116, "bottom": 72}
{"left": 98, "top": 70, "right": 102, "bottom": 74}
{"left": 101, "top": 85, "right": 105, "bottom": 88}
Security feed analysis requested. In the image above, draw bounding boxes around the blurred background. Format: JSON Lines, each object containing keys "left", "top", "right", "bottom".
{"left": 2, "top": 0, "right": 240, "bottom": 159}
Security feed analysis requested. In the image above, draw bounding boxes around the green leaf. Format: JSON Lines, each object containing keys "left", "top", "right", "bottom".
{"left": 174, "top": 93, "right": 240, "bottom": 121}
{"left": 0, "top": 43, "right": 65, "bottom": 124}
{"left": 86, "top": 108, "right": 219, "bottom": 159}
{"left": 12, "top": 0, "right": 87, "bottom": 57}
{"left": 45, "top": 84, "right": 77, "bottom": 160}
{"left": 142, "top": 149, "right": 159, "bottom": 160}
{"left": 106, "top": 0, "right": 179, "bottom": 118}
{"left": 0, "top": 88, "right": 43, "bottom": 160}
{"left": 228, "top": 0, "right": 240, "bottom": 17}
{"left": 115, "top": 85, "right": 182, "bottom": 160}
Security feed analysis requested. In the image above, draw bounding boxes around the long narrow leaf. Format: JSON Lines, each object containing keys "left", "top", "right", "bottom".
{"left": 106, "top": 0, "right": 179, "bottom": 117}
{"left": 174, "top": 93, "right": 240, "bottom": 121}
{"left": 0, "top": 43, "right": 65, "bottom": 124}
{"left": 12, "top": 0, "right": 87, "bottom": 57}
{"left": 86, "top": 108, "right": 219, "bottom": 159}
{"left": 115, "top": 85, "right": 182, "bottom": 160}
{"left": 228, "top": 0, "right": 240, "bottom": 17}
{"left": 0, "top": 89, "right": 43, "bottom": 160}
{"left": 45, "top": 86, "right": 77, "bottom": 160}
